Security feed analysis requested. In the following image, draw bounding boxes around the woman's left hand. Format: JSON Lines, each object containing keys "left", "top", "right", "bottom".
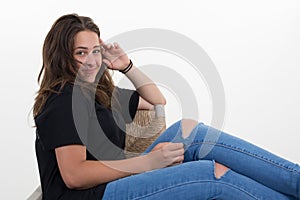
{"left": 151, "top": 142, "right": 184, "bottom": 166}
{"left": 101, "top": 42, "right": 130, "bottom": 71}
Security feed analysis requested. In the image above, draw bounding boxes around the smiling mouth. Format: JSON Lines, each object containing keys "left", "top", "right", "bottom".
{"left": 80, "top": 69, "right": 96, "bottom": 78}
{"left": 84, "top": 69, "right": 96, "bottom": 73}
{"left": 81, "top": 66, "right": 99, "bottom": 73}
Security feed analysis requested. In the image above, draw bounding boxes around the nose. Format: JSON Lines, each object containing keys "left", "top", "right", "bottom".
{"left": 84, "top": 53, "right": 97, "bottom": 67}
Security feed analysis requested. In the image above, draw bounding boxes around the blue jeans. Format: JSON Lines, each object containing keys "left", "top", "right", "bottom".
{"left": 103, "top": 120, "right": 300, "bottom": 200}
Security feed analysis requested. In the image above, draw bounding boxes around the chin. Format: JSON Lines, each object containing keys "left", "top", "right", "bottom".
{"left": 85, "top": 77, "right": 97, "bottom": 83}
{"left": 79, "top": 69, "right": 100, "bottom": 83}
{"left": 78, "top": 73, "right": 97, "bottom": 83}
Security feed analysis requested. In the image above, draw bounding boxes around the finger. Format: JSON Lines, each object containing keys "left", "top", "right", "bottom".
{"left": 151, "top": 142, "right": 171, "bottom": 152}
{"left": 101, "top": 48, "right": 116, "bottom": 58}
{"left": 168, "top": 148, "right": 185, "bottom": 158}
{"left": 170, "top": 161, "right": 183, "bottom": 167}
{"left": 178, "top": 155, "right": 184, "bottom": 162}
{"left": 108, "top": 43, "right": 114, "bottom": 49}
{"left": 106, "top": 43, "right": 111, "bottom": 49}
{"left": 172, "top": 142, "right": 184, "bottom": 148}
{"left": 101, "top": 50, "right": 111, "bottom": 57}
{"left": 166, "top": 142, "right": 184, "bottom": 151}
{"left": 170, "top": 155, "right": 184, "bottom": 166}
{"left": 156, "top": 142, "right": 171, "bottom": 147}
{"left": 101, "top": 42, "right": 108, "bottom": 48}
{"left": 161, "top": 142, "right": 172, "bottom": 145}
{"left": 102, "top": 43, "right": 111, "bottom": 50}
{"left": 113, "top": 42, "right": 119, "bottom": 48}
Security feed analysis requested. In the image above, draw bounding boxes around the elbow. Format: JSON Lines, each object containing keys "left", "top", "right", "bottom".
{"left": 63, "top": 172, "right": 83, "bottom": 189}
{"left": 161, "top": 97, "right": 167, "bottom": 105}
{"left": 156, "top": 97, "right": 166, "bottom": 105}
{"left": 65, "top": 180, "right": 78, "bottom": 190}
{"left": 153, "top": 98, "right": 166, "bottom": 108}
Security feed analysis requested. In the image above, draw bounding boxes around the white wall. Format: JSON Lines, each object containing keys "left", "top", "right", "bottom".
{"left": 0, "top": 0, "right": 299, "bottom": 199}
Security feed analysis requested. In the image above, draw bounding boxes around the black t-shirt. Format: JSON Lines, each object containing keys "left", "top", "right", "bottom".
{"left": 34, "top": 83, "right": 139, "bottom": 200}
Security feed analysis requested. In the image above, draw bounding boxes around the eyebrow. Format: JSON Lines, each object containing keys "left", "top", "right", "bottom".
{"left": 74, "top": 45, "right": 101, "bottom": 50}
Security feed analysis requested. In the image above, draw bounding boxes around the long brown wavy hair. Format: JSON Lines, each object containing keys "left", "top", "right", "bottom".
{"left": 33, "top": 14, "right": 115, "bottom": 117}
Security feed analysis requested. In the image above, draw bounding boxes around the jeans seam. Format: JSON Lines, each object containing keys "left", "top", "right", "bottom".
{"left": 191, "top": 142, "right": 300, "bottom": 174}
{"left": 132, "top": 180, "right": 260, "bottom": 200}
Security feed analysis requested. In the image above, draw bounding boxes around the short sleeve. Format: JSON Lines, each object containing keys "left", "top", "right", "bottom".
{"left": 35, "top": 85, "right": 90, "bottom": 150}
{"left": 112, "top": 87, "right": 140, "bottom": 123}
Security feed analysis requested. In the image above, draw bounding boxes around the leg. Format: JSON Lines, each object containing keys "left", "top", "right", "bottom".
{"left": 102, "top": 160, "right": 296, "bottom": 200}
{"left": 215, "top": 162, "right": 230, "bottom": 179}
{"left": 144, "top": 120, "right": 300, "bottom": 199}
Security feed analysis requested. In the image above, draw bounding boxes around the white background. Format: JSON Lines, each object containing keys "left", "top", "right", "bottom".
{"left": 0, "top": 0, "right": 299, "bottom": 199}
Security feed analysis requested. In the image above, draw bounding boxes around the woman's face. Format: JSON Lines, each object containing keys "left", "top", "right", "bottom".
{"left": 73, "top": 30, "right": 102, "bottom": 83}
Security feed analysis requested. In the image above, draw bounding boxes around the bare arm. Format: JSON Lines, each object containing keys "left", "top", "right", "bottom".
{"left": 55, "top": 143, "right": 184, "bottom": 190}
{"left": 125, "top": 65, "right": 166, "bottom": 106}
{"left": 101, "top": 42, "right": 166, "bottom": 107}
{"left": 138, "top": 96, "right": 154, "bottom": 110}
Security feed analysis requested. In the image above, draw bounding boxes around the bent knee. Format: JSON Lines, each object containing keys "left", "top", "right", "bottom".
{"left": 214, "top": 162, "right": 230, "bottom": 179}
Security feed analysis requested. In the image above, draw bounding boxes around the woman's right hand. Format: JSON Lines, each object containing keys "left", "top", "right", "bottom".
{"left": 146, "top": 142, "right": 185, "bottom": 170}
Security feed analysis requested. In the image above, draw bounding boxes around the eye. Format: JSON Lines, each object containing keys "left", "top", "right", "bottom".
{"left": 93, "top": 49, "right": 101, "bottom": 54}
{"left": 75, "top": 51, "right": 86, "bottom": 56}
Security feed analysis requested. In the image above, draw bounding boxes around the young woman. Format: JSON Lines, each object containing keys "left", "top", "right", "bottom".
{"left": 33, "top": 13, "right": 300, "bottom": 200}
